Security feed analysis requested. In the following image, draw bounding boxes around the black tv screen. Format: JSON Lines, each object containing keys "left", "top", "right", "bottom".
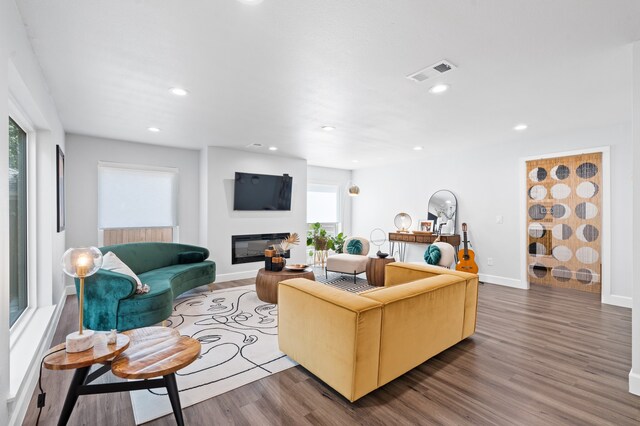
{"left": 233, "top": 172, "right": 293, "bottom": 211}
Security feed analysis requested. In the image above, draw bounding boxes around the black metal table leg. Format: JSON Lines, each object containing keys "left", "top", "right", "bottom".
{"left": 165, "top": 373, "right": 184, "bottom": 426}
{"left": 57, "top": 366, "right": 91, "bottom": 426}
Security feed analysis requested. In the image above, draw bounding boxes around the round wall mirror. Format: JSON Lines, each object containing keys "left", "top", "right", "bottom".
{"left": 428, "top": 190, "right": 458, "bottom": 235}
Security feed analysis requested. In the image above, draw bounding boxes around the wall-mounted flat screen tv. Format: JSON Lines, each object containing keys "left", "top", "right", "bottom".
{"left": 233, "top": 172, "right": 293, "bottom": 211}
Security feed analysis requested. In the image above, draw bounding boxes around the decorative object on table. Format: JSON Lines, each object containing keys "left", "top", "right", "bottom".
{"left": 56, "top": 145, "right": 65, "bottom": 232}
{"left": 271, "top": 255, "right": 285, "bottom": 272}
{"left": 347, "top": 183, "right": 360, "bottom": 196}
{"left": 61, "top": 247, "right": 103, "bottom": 353}
{"left": 346, "top": 238, "right": 363, "bottom": 255}
{"left": 418, "top": 220, "right": 435, "bottom": 233}
{"left": 424, "top": 244, "right": 442, "bottom": 265}
{"left": 107, "top": 329, "right": 118, "bottom": 344}
{"left": 264, "top": 247, "right": 276, "bottom": 271}
{"left": 369, "top": 228, "right": 389, "bottom": 258}
{"left": 440, "top": 220, "right": 455, "bottom": 235}
{"left": 307, "top": 222, "right": 329, "bottom": 267}
{"left": 394, "top": 212, "right": 412, "bottom": 233}
{"left": 284, "top": 263, "right": 309, "bottom": 272}
{"left": 456, "top": 223, "right": 479, "bottom": 273}
{"left": 428, "top": 190, "right": 458, "bottom": 234}
{"left": 365, "top": 256, "right": 396, "bottom": 286}
{"left": 279, "top": 232, "right": 300, "bottom": 253}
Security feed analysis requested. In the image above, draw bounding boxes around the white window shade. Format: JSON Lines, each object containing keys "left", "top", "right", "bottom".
{"left": 307, "top": 184, "right": 338, "bottom": 223}
{"left": 98, "top": 163, "right": 178, "bottom": 229}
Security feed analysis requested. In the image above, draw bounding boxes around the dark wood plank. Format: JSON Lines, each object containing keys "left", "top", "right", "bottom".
{"left": 23, "top": 280, "right": 639, "bottom": 426}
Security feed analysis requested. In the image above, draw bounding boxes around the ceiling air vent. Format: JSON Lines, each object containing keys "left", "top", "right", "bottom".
{"left": 406, "top": 60, "right": 456, "bottom": 83}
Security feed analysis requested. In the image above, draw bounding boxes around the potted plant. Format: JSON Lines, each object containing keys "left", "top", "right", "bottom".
{"left": 307, "top": 223, "right": 330, "bottom": 266}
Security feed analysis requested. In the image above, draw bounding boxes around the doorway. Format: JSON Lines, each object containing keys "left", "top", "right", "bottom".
{"left": 525, "top": 152, "right": 603, "bottom": 293}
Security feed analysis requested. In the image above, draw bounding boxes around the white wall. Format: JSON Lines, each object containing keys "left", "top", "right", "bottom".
{"left": 630, "top": 41, "right": 640, "bottom": 396}
{"left": 2, "top": 0, "right": 67, "bottom": 423}
{"left": 204, "top": 147, "right": 307, "bottom": 281}
{"left": 307, "top": 165, "right": 353, "bottom": 236}
{"left": 65, "top": 134, "right": 201, "bottom": 248}
{"left": 352, "top": 123, "right": 633, "bottom": 302}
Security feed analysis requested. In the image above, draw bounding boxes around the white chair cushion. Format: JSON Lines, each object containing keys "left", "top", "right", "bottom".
{"left": 433, "top": 242, "right": 456, "bottom": 268}
{"left": 343, "top": 237, "right": 370, "bottom": 256}
{"left": 101, "top": 251, "right": 149, "bottom": 294}
{"left": 326, "top": 253, "right": 369, "bottom": 274}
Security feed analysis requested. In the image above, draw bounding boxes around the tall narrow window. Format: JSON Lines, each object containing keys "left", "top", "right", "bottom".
{"left": 9, "top": 117, "right": 28, "bottom": 327}
{"left": 307, "top": 184, "right": 340, "bottom": 235}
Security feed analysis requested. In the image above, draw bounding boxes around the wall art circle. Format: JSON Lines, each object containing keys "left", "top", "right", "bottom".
{"left": 551, "top": 223, "right": 572, "bottom": 240}
{"left": 576, "top": 268, "right": 597, "bottom": 285}
{"left": 529, "top": 167, "right": 547, "bottom": 182}
{"left": 550, "top": 183, "right": 571, "bottom": 200}
{"left": 550, "top": 203, "right": 571, "bottom": 219}
{"left": 576, "top": 181, "right": 599, "bottom": 198}
{"left": 576, "top": 224, "right": 599, "bottom": 243}
{"left": 576, "top": 162, "right": 598, "bottom": 179}
{"left": 528, "top": 242, "right": 547, "bottom": 257}
{"left": 528, "top": 223, "right": 546, "bottom": 238}
{"left": 575, "top": 202, "right": 598, "bottom": 220}
{"left": 528, "top": 185, "right": 547, "bottom": 200}
{"left": 552, "top": 245, "right": 573, "bottom": 262}
{"left": 528, "top": 204, "right": 547, "bottom": 220}
{"left": 551, "top": 266, "right": 572, "bottom": 282}
{"left": 528, "top": 263, "right": 548, "bottom": 278}
{"left": 576, "top": 247, "right": 599, "bottom": 264}
{"left": 550, "top": 165, "right": 570, "bottom": 180}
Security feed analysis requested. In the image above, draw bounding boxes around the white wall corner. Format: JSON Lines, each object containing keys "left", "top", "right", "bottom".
{"left": 629, "top": 369, "right": 640, "bottom": 396}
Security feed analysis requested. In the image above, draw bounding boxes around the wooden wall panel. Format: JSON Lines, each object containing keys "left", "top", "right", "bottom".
{"left": 103, "top": 227, "right": 174, "bottom": 246}
{"left": 526, "top": 153, "right": 602, "bottom": 293}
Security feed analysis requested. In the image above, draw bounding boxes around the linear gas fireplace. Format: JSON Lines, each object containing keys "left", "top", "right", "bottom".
{"left": 231, "top": 233, "right": 291, "bottom": 265}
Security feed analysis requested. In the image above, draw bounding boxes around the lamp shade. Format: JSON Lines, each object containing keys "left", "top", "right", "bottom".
{"left": 61, "top": 247, "right": 103, "bottom": 278}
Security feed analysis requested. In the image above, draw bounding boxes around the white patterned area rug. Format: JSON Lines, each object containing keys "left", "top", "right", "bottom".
{"left": 128, "top": 284, "right": 297, "bottom": 425}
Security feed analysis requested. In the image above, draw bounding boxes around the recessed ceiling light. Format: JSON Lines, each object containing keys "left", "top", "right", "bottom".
{"left": 513, "top": 123, "right": 528, "bottom": 131}
{"left": 170, "top": 87, "right": 189, "bottom": 96}
{"left": 321, "top": 126, "right": 335, "bottom": 131}
{"left": 147, "top": 127, "right": 160, "bottom": 132}
{"left": 428, "top": 84, "right": 449, "bottom": 94}
{"left": 237, "top": 0, "right": 263, "bottom": 4}
{"left": 352, "top": 160, "right": 359, "bottom": 163}
{"left": 413, "top": 146, "right": 423, "bottom": 151}
{"left": 268, "top": 146, "right": 278, "bottom": 151}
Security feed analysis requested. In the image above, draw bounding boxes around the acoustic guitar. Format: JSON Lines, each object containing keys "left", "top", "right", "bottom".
{"left": 456, "top": 223, "right": 478, "bottom": 274}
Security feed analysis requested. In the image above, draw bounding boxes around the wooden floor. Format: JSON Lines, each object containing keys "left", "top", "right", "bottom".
{"left": 24, "top": 280, "right": 639, "bottom": 426}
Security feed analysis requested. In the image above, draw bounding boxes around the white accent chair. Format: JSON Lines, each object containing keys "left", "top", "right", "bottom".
{"left": 325, "top": 237, "right": 370, "bottom": 283}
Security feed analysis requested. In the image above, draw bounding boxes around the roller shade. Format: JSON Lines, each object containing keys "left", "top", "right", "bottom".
{"left": 307, "top": 184, "right": 338, "bottom": 223}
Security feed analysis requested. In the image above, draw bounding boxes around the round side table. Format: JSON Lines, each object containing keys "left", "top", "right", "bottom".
{"left": 255, "top": 267, "right": 315, "bottom": 304}
{"left": 365, "top": 257, "right": 396, "bottom": 286}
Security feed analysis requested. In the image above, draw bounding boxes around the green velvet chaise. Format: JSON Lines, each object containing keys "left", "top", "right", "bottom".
{"left": 75, "top": 242, "right": 216, "bottom": 331}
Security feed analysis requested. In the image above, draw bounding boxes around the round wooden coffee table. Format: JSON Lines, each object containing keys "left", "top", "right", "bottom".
{"left": 255, "top": 267, "right": 315, "bottom": 304}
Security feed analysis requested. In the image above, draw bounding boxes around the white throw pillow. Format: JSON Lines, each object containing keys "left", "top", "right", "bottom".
{"left": 101, "top": 251, "right": 149, "bottom": 294}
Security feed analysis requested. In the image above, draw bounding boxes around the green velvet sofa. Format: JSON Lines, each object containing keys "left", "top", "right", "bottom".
{"left": 75, "top": 242, "right": 216, "bottom": 331}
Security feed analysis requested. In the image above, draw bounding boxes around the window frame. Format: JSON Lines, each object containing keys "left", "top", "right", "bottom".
{"left": 96, "top": 161, "right": 180, "bottom": 245}
{"left": 8, "top": 97, "right": 38, "bottom": 343}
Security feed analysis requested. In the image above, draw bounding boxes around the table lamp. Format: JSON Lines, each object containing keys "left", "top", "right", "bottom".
{"left": 61, "top": 247, "right": 103, "bottom": 353}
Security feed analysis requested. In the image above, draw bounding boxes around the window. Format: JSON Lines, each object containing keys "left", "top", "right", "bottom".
{"left": 97, "top": 162, "right": 178, "bottom": 244}
{"left": 9, "top": 118, "right": 28, "bottom": 327}
{"left": 307, "top": 184, "right": 340, "bottom": 235}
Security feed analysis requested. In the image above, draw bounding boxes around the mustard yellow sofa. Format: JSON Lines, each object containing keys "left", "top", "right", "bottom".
{"left": 278, "top": 262, "right": 479, "bottom": 402}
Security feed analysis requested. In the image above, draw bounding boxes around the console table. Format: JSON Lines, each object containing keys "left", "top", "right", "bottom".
{"left": 389, "top": 232, "right": 461, "bottom": 262}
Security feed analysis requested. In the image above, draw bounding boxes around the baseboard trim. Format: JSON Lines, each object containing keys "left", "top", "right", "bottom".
{"left": 9, "top": 290, "right": 68, "bottom": 426}
{"left": 601, "top": 294, "right": 632, "bottom": 308}
{"left": 629, "top": 369, "right": 640, "bottom": 396}
{"left": 478, "top": 273, "right": 527, "bottom": 289}
{"left": 65, "top": 284, "right": 76, "bottom": 295}
{"left": 215, "top": 270, "right": 259, "bottom": 283}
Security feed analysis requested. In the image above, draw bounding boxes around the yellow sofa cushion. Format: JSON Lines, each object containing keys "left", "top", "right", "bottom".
{"left": 362, "top": 274, "right": 467, "bottom": 386}
{"left": 278, "top": 278, "right": 383, "bottom": 401}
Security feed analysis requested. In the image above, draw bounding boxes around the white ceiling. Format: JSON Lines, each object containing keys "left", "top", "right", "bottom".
{"left": 16, "top": 0, "right": 640, "bottom": 169}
